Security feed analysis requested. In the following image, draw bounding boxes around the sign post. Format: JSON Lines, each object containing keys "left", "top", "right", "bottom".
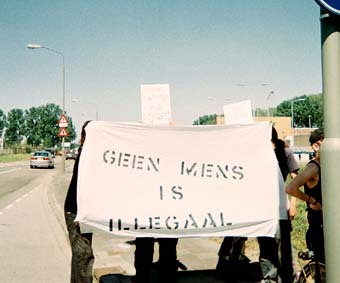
{"left": 314, "top": 1, "right": 340, "bottom": 281}
{"left": 58, "top": 114, "right": 69, "bottom": 172}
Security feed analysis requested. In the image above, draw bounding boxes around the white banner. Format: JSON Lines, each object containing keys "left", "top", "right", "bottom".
{"left": 76, "top": 121, "right": 287, "bottom": 238}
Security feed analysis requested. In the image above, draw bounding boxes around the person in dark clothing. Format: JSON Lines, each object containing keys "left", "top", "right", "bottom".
{"left": 133, "top": 120, "right": 180, "bottom": 283}
{"left": 64, "top": 120, "right": 94, "bottom": 283}
{"left": 286, "top": 128, "right": 324, "bottom": 263}
{"left": 257, "top": 127, "right": 299, "bottom": 283}
{"left": 216, "top": 126, "right": 299, "bottom": 283}
{"left": 134, "top": 237, "right": 178, "bottom": 283}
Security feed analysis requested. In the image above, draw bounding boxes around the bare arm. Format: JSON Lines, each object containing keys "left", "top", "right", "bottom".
{"left": 288, "top": 170, "right": 299, "bottom": 219}
{"left": 285, "top": 164, "right": 322, "bottom": 211}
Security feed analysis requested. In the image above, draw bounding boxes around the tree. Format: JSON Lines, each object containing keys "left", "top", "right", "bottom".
{"left": 25, "top": 103, "right": 76, "bottom": 148}
{"left": 273, "top": 94, "right": 323, "bottom": 128}
{"left": 0, "top": 109, "right": 6, "bottom": 137}
{"left": 5, "top": 109, "right": 25, "bottom": 145}
{"left": 193, "top": 114, "right": 218, "bottom": 125}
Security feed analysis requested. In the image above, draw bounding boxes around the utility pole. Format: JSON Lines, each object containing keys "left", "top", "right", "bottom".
{"left": 317, "top": 3, "right": 340, "bottom": 282}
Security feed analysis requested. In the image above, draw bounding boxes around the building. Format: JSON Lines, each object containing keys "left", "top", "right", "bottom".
{"left": 216, "top": 115, "right": 315, "bottom": 151}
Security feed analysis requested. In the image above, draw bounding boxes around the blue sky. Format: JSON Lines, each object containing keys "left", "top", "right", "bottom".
{"left": 1, "top": 0, "right": 322, "bottom": 134}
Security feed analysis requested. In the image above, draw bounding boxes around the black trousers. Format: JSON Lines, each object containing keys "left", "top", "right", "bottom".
{"left": 218, "top": 220, "right": 294, "bottom": 283}
{"left": 257, "top": 220, "right": 294, "bottom": 283}
{"left": 134, "top": 237, "right": 178, "bottom": 283}
{"left": 306, "top": 210, "right": 324, "bottom": 263}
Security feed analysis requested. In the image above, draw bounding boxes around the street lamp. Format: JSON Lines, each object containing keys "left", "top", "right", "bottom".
{"left": 290, "top": 98, "right": 306, "bottom": 148}
{"left": 27, "top": 43, "right": 66, "bottom": 172}
{"left": 266, "top": 91, "right": 275, "bottom": 116}
{"left": 236, "top": 82, "right": 270, "bottom": 117}
{"left": 72, "top": 98, "right": 99, "bottom": 120}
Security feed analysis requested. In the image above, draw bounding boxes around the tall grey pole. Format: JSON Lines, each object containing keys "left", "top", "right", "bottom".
{"left": 319, "top": 9, "right": 340, "bottom": 282}
{"left": 291, "top": 101, "right": 294, "bottom": 147}
{"left": 61, "top": 52, "right": 65, "bottom": 173}
{"left": 27, "top": 44, "right": 66, "bottom": 172}
{"left": 44, "top": 46, "right": 66, "bottom": 173}
{"left": 43, "top": 46, "right": 66, "bottom": 173}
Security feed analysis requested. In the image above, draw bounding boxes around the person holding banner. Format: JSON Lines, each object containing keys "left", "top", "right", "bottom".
{"left": 64, "top": 120, "right": 94, "bottom": 283}
{"left": 285, "top": 128, "right": 324, "bottom": 263}
{"left": 134, "top": 237, "right": 178, "bottom": 283}
{"left": 257, "top": 126, "right": 299, "bottom": 283}
{"left": 216, "top": 126, "right": 299, "bottom": 283}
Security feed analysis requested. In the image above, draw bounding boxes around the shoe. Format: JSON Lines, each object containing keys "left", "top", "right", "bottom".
{"left": 216, "top": 256, "right": 254, "bottom": 282}
{"left": 259, "top": 258, "right": 278, "bottom": 281}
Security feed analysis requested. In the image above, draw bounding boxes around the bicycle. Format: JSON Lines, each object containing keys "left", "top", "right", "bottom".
{"left": 295, "top": 250, "right": 326, "bottom": 283}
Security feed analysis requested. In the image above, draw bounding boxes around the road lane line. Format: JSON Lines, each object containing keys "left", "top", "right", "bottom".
{"left": 0, "top": 184, "right": 43, "bottom": 215}
{"left": 4, "top": 204, "right": 13, "bottom": 210}
{"left": 0, "top": 168, "right": 20, "bottom": 175}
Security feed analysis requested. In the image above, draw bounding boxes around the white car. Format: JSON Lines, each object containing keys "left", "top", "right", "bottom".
{"left": 30, "top": 151, "right": 55, "bottom": 169}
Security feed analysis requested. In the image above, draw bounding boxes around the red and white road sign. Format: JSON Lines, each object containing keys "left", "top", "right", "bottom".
{"left": 58, "top": 127, "right": 69, "bottom": 137}
{"left": 58, "top": 114, "right": 69, "bottom": 128}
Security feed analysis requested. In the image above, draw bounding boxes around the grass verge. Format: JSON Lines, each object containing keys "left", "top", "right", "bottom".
{"left": 0, "top": 153, "right": 31, "bottom": 163}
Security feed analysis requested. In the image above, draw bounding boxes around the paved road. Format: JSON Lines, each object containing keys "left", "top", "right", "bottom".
{"left": 0, "top": 159, "right": 71, "bottom": 283}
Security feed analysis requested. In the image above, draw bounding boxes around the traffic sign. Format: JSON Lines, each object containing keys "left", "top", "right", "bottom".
{"left": 58, "top": 114, "right": 69, "bottom": 128}
{"left": 58, "top": 127, "right": 69, "bottom": 137}
{"left": 315, "top": 0, "right": 340, "bottom": 16}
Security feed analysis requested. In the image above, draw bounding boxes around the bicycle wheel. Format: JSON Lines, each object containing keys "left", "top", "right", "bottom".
{"left": 297, "top": 261, "right": 326, "bottom": 283}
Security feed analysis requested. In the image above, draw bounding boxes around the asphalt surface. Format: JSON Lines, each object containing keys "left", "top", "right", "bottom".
{"left": 49, "top": 159, "right": 263, "bottom": 283}
{"left": 0, "top": 161, "right": 70, "bottom": 283}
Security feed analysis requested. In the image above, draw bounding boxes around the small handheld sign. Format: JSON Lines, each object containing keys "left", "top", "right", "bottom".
{"left": 315, "top": 0, "right": 340, "bottom": 16}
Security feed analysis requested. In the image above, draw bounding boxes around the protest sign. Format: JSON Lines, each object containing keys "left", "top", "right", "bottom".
{"left": 223, "top": 100, "right": 253, "bottom": 125}
{"left": 140, "top": 84, "right": 172, "bottom": 125}
{"left": 76, "top": 121, "right": 286, "bottom": 238}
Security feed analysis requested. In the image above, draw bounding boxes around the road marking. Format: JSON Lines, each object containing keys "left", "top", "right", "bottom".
{"left": 0, "top": 184, "right": 43, "bottom": 216}
{"left": 0, "top": 168, "right": 20, "bottom": 175}
{"left": 4, "top": 204, "right": 13, "bottom": 210}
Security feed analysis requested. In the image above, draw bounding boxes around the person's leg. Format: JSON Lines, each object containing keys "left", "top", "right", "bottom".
{"left": 157, "top": 238, "right": 179, "bottom": 283}
{"left": 257, "top": 237, "right": 279, "bottom": 266}
{"left": 65, "top": 212, "right": 94, "bottom": 283}
{"left": 257, "top": 236, "right": 279, "bottom": 281}
{"left": 134, "top": 238, "right": 155, "bottom": 283}
{"left": 310, "top": 225, "right": 325, "bottom": 263}
{"left": 217, "top": 237, "right": 247, "bottom": 260}
{"left": 307, "top": 211, "right": 325, "bottom": 263}
{"left": 279, "top": 219, "right": 294, "bottom": 283}
{"left": 218, "top": 237, "right": 234, "bottom": 259}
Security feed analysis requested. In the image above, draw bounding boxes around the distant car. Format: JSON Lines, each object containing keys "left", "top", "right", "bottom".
{"left": 66, "top": 150, "right": 77, "bottom": 160}
{"left": 30, "top": 151, "right": 55, "bottom": 169}
{"left": 44, "top": 148, "right": 56, "bottom": 158}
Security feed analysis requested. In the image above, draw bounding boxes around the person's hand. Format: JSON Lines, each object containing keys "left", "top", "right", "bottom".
{"left": 310, "top": 201, "right": 322, "bottom": 211}
{"left": 289, "top": 197, "right": 297, "bottom": 220}
{"left": 288, "top": 206, "right": 296, "bottom": 220}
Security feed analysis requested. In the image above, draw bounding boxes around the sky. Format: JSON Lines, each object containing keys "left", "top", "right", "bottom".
{"left": 1, "top": 0, "right": 323, "bottom": 136}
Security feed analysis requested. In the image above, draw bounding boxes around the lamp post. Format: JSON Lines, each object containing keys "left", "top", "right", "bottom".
{"left": 27, "top": 43, "right": 66, "bottom": 172}
{"left": 72, "top": 98, "right": 99, "bottom": 120}
{"left": 266, "top": 91, "right": 275, "bottom": 116}
{"left": 290, "top": 98, "right": 306, "bottom": 148}
{"left": 236, "top": 82, "right": 270, "bottom": 117}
